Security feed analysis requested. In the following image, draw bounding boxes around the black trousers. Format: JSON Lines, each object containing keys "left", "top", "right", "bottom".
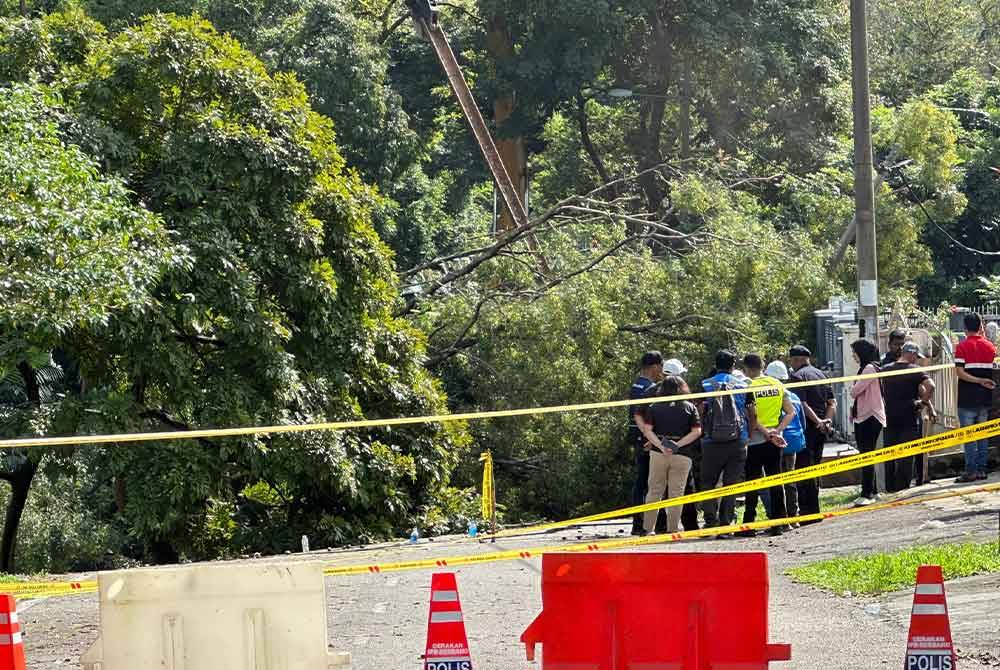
{"left": 700, "top": 439, "right": 747, "bottom": 527}
{"left": 796, "top": 423, "right": 827, "bottom": 515}
{"left": 743, "top": 441, "right": 786, "bottom": 523}
{"left": 681, "top": 443, "right": 701, "bottom": 531}
{"left": 855, "top": 416, "right": 883, "bottom": 499}
{"left": 884, "top": 419, "right": 921, "bottom": 492}
{"left": 630, "top": 430, "right": 666, "bottom": 532}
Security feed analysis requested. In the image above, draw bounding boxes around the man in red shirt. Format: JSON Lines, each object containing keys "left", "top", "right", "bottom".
{"left": 954, "top": 312, "right": 997, "bottom": 482}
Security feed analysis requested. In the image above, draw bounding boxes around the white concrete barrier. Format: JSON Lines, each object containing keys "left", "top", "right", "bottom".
{"left": 80, "top": 560, "right": 350, "bottom": 670}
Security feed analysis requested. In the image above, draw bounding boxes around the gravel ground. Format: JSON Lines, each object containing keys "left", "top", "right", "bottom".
{"left": 20, "top": 475, "right": 1000, "bottom": 669}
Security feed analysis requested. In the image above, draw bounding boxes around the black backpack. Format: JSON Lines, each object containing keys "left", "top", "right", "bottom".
{"left": 704, "top": 380, "right": 742, "bottom": 442}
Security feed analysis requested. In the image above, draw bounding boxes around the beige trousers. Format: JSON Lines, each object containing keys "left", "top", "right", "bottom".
{"left": 643, "top": 450, "right": 692, "bottom": 533}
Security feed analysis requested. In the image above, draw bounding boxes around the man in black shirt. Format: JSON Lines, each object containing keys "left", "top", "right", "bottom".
{"left": 788, "top": 345, "right": 836, "bottom": 519}
{"left": 881, "top": 329, "right": 907, "bottom": 367}
{"left": 882, "top": 343, "right": 935, "bottom": 491}
{"left": 628, "top": 352, "right": 664, "bottom": 535}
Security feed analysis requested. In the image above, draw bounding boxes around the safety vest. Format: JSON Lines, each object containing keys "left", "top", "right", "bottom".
{"left": 750, "top": 375, "right": 784, "bottom": 429}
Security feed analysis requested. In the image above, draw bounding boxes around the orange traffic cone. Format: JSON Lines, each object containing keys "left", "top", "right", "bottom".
{"left": 903, "top": 565, "right": 956, "bottom": 670}
{"left": 0, "top": 595, "right": 25, "bottom": 670}
{"left": 422, "top": 573, "right": 473, "bottom": 670}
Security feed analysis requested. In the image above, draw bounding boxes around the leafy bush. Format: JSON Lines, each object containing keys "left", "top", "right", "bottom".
{"left": 0, "top": 461, "right": 129, "bottom": 575}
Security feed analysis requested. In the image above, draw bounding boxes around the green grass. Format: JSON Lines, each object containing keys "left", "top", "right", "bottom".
{"left": 735, "top": 488, "right": 854, "bottom": 519}
{"left": 819, "top": 489, "right": 858, "bottom": 511}
{"left": 789, "top": 541, "right": 1000, "bottom": 595}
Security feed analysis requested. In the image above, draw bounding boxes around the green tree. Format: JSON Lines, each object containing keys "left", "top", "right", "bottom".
{"left": 0, "top": 81, "right": 182, "bottom": 570}
{"left": 2, "top": 10, "right": 468, "bottom": 564}
{"left": 870, "top": 0, "right": 984, "bottom": 103}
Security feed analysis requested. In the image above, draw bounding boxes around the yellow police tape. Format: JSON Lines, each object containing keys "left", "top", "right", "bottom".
{"left": 7, "top": 482, "right": 998, "bottom": 595}
{"left": 0, "top": 364, "right": 952, "bottom": 449}
{"left": 480, "top": 450, "right": 495, "bottom": 522}
{"left": 486, "top": 417, "right": 1000, "bottom": 539}
{"left": 1, "top": 580, "right": 97, "bottom": 599}
{"left": 323, "top": 481, "right": 1000, "bottom": 576}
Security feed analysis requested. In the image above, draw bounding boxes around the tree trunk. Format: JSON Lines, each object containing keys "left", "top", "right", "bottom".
{"left": 575, "top": 93, "right": 612, "bottom": 184}
{"left": 678, "top": 60, "right": 692, "bottom": 159}
{"left": 636, "top": 5, "right": 673, "bottom": 214}
{"left": 487, "top": 14, "right": 528, "bottom": 231}
{"left": 1, "top": 361, "right": 42, "bottom": 572}
{"left": 0, "top": 462, "right": 38, "bottom": 573}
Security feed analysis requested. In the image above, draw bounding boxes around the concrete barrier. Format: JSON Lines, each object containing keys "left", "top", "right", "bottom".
{"left": 80, "top": 560, "right": 350, "bottom": 670}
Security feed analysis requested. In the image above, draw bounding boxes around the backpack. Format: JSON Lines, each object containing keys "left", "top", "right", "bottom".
{"left": 704, "top": 380, "right": 742, "bottom": 442}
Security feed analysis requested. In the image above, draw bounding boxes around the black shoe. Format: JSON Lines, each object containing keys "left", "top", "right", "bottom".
{"left": 976, "top": 472, "right": 988, "bottom": 481}
{"left": 630, "top": 527, "right": 644, "bottom": 536}
{"left": 735, "top": 529, "right": 757, "bottom": 538}
{"left": 955, "top": 473, "right": 978, "bottom": 483}
{"left": 767, "top": 526, "right": 784, "bottom": 537}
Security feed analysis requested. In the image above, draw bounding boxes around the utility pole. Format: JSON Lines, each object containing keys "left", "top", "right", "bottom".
{"left": 851, "top": 0, "right": 879, "bottom": 343}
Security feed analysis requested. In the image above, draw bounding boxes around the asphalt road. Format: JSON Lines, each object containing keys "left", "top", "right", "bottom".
{"left": 21, "top": 476, "right": 1000, "bottom": 669}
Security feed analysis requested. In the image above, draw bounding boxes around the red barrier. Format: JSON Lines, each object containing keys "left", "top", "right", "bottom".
{"left": 0, "top": 595, "right": 26, "bottom": 670}
{"left": 521, "top": 552, "right": 791, "bottom": 670}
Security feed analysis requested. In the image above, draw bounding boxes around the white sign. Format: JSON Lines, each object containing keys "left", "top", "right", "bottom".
{"left": 859, "top": 279, "right": 878, "bottom": 307}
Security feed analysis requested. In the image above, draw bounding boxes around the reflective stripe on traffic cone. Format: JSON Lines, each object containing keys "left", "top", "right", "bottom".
{"left": 904, "top": 565, "right": 956, "bottom": 670}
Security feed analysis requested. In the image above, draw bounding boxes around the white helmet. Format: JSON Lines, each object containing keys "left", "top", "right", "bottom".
{"left": 765, "top": 360, "right": 789, "bottom": 380}
{"left": 663, "top": 358, "right": 688, "bottom": 375}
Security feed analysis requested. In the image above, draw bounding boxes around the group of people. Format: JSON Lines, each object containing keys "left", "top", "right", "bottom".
{"left": 626, "top": 312, "right": 996, "bottom": 537}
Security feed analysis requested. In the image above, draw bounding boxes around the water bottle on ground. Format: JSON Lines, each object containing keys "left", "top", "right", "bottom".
{"left": 410, "top": 527, "right": 419, "bottom": 544}
{"left": 468, "top": 521, "right": 478, "bottom": 537}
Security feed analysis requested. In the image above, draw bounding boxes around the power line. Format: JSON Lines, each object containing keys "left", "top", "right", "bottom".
{"left": 894, "top": 167, "right": 1000, "bottom": 257}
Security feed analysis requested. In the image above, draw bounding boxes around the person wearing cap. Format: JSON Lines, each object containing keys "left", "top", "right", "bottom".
{"left": 882, "top": 328, "right": 907, "bottom": 367}
{"left": 663, "top": 358, "right": 687, "bottom": 377}
{"left": 738, "top": 354, "right": 795, "bottom": 536}
{"left": 628, "top": 351, "right": 665, "bottom": 535}
{"left": 882, "top": 342, "right": 936, "bottom": 491}
{"left": 766, "top": 360, "right": 806, "bottom": 523}
{"left": 788, "top": 345, "right": 836, "bottom": 520}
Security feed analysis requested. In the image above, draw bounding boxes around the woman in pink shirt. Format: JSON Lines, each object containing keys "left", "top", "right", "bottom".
{"left": 850, "top": 339, "right": 886, "bottom": 506}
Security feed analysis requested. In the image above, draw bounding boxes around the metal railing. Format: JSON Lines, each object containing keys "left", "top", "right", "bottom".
{"left": 929, "top": 365, "right": 959, "bottom": 430}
